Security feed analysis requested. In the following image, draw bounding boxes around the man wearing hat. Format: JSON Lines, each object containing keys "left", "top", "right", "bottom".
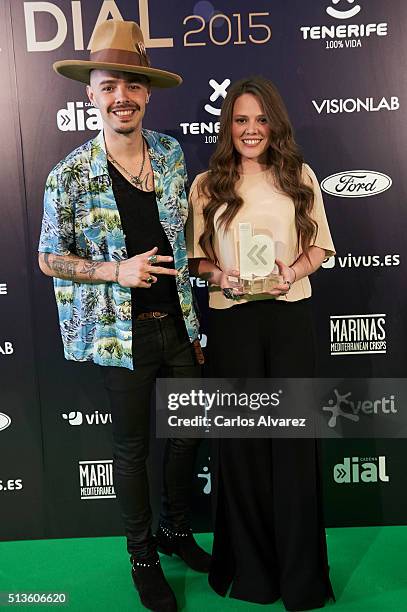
{"left": 38, "top": 19, "right": 209, "bottom": 612}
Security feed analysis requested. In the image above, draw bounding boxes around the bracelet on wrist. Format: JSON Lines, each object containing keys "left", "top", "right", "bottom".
{"left": 289, "top": 266, "right": 297, "bottom": 283}
{"left": 114, "top": 261, "right": 121, "bottom": 285}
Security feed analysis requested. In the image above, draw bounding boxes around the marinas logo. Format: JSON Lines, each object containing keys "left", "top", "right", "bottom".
{"left": 333, "top": 456, "right": 389, "bottom": 484}
{"left": 321, "top": 171, "right": 392, "bottom": 198}
{"left": 79, "top": 460, "right": 116, "bottom": 500}
{"left": 313, "top": 97, "right": 399, "bottom": 115}
{"left": 300, "top": 0, "right": 388, "bottom": 50}
{"left": 179, "top": 78, "right": 230, "bottom": 143}
{"left": 0, "top": 413, "right": 11, "bottom": 432}
{"left": 330, "top": 314, "right": 387, "bottom": 355}
{"left": 57, "top": 102, "right": 102, "bottom": 132}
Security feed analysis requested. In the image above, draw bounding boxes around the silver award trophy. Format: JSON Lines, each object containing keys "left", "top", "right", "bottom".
{"left": 235, "top": 222, "right": 281, "bottom": 294}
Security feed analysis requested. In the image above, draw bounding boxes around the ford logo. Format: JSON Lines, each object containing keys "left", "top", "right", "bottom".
{"left": 0, "top": 412, "right": 11, "bottom": 432}
{"left": 321, "top": 171, "right": 392, "bottom": 198}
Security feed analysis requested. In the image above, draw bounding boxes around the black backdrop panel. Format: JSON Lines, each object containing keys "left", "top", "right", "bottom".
{"left": 1, "top": 0, "right": 406, "bottom": 539}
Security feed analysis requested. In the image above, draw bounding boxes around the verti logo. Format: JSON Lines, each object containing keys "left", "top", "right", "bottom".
{"left": 326, "top": 0, "right": 361, "bottom": 20}
{"left": 0, "top": 413, "right": 11, "bottom": 432}
{"left": 322, "top": 388, "right": 396, "bottom": 429}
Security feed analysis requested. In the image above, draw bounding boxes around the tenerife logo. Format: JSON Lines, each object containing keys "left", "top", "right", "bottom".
{"left": 334, "top": 456, "right": 389, "bottom": 484}
{"left": 79, "top": 460, "right": 115, "bottom": 500}
{"left": 330, "top": 314, "right": 386, "bottom": 355}
{"left": 57, "top": 102, "right": 102, "bottom": 132}
{"left": 321, "top": 171, "right": 392, "bottom": 198}
{"left": 204, "top": 79, "right": 231, "bottom": 116}
{"left": 0, "top": 413, "right": 11, "bottom": 432}
{"left": 62, "top": 410, "right": 112, "bottom": 426}
{"left": 300, "top": 0, "right": 388, "bottom": 50}
{"left": 326, "top": 0, "right": 361, "bottom": 20}
{"left": 323, "top": 388, "right": 396, "bottom": 428}
{"left": 179, "top": 78, "right": 231, "bottom": 142}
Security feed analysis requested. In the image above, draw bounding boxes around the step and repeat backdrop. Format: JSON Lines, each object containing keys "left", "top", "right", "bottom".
{"left": 1, "top": 0, "right": 406, "bottom": 541}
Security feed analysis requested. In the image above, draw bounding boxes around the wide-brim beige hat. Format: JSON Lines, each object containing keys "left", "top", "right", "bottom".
{"left": 53, "top": 20, "right": 182, "bottom": 88}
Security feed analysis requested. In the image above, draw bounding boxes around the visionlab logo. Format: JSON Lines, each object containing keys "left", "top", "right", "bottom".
{"left": 313, "top": 96, "right": 399, "bottom": 115}
{"left": 0, "top": 342, "right": 14, "bottom": 356}
{"left": 179, "top": 78, "right": 230, "bottom": 142}
{"left": 300, "top": 0, "right": 388, "bottom": 50}
{"left": 0, "top": 413, "right": 11, "bottom": 432}
{"left": 334, "top": 456, "right": 389, "bottom": 484}
{"left": 62, "top": 410, "right": 112, "bottom": 426}
{"left": 322, "top": 388, "right": 396, "bottom": 428}
{"left": 330, "top": 314, "right": 387, "bottom": 355}
{"left": 57, "top": 102, "right": 102, "bottom": 132}
{"left": 321, "top": 171, "right": 392, "bottom": 198}
{"left": 79, "top": 460, "right": 115, "bottom": 500}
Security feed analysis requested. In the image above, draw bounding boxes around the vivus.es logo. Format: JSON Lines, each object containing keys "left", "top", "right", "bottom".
{"left": 300, "top": 0, "right": 388, "bottom": 50}
{"left": 330, "top": 314, "right": 386, "bottom": 355}
{"left": 321, "top": 171, "right": 392, "bottom": 198}
{"left": 62, "top": 410, "right": 112, "bottom": 426}
{"left": 334, "top": 456, "right": 389, "bottom": 483}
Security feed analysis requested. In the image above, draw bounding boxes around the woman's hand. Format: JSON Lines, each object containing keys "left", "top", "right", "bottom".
{"left": 219, "top": 268, "right": 244, "bottom": 301}
{"left": 264, "top": 259, "right": 296, "bottom": 297}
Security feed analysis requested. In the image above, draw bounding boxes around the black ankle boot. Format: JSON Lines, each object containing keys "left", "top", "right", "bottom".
{"left": 155, "top": 524, "right": 211, "bottom": 573}
{"left": 130, "top": 555, "right": 177, "bottom": 612}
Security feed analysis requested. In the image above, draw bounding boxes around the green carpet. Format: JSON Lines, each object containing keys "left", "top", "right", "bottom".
{"left": 1, "top": 527, "right": 406, "bottom": 611}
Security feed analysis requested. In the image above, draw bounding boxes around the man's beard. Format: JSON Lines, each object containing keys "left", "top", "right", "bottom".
{"left": 113, "top": 126, "right": 136, "bottom": 135}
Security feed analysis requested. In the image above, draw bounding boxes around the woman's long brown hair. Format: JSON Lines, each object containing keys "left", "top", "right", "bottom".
{"left": 198, "top": 76, "right": 317, "bottom": 262}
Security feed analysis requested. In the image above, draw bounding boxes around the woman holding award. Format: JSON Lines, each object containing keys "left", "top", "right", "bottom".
{"left": 187, "top": 76, "right": 335, "bottom": 611}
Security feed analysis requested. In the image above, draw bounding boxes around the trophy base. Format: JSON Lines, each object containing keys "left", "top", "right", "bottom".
{"left": 240, "top": 275, "right": 282, "bottom": 295}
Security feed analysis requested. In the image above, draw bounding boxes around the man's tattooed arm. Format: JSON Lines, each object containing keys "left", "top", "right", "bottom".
{"left": 39, "top": 252, "right": 115, "bottom": 284}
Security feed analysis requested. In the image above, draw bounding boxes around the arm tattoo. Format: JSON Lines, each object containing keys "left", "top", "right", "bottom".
{"left": 43, "top": 253, "right": 102, "bottom": 281}
{"left": 79, "top": 261, "right": 104, "bottom": 280}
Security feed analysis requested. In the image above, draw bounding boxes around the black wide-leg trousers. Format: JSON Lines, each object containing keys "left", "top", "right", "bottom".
{"left": 207, "top": 299, "right": 334, "bottom": 611}
{"left": 101, "top": 315, "right": 200, "bottom": 559}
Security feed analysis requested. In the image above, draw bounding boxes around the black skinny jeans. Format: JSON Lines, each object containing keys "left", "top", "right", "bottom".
{"left": 101, "top": 315, "right": 200, "bottom": 559}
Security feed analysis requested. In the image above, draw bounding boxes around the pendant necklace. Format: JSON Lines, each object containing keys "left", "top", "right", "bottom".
{"left": 107, "top": 139, "right": 146, "bottom": 187}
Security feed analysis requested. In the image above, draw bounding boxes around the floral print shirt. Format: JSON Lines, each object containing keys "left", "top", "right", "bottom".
{"left": 39, "top": 129, "right": 199, "bottom": 370}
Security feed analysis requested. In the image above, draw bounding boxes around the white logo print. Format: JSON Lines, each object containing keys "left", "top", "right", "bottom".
{"left": 204, "top": 79, "right": 231, "bottom": 116}
{"left": 197, "top": 459, "right": 211, "bottom": 494}
{"left": 323, "top": 389, "right": 360, "bottom": 427}
{"left": 321, "top": 171, "right": 392, "bottom": 198}
{"left": 0, "top": 413, "right": 11, "bottom": 432}
{"left": 63, "top": 411, "right": 83, "bottom": 426}
{"left": 327, "top": 0, "right": 361, "bottom": 20}
{"left": 323, "top": 388, "right": 396, "bottom": 428}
